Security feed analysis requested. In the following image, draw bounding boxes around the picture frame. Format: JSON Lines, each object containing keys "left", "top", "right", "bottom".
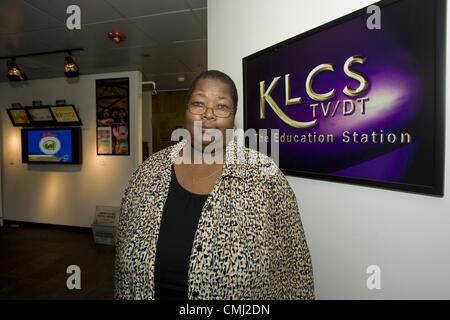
{"left": 242, "top": 0, "right": 445, "bottom": 196}
{"left": 25, "top": 106, "right": 57, "bottom": 126}
{"left": 6, "top": 107, "right": 32, "bottom": 127}
{"left": 49, "top": 104, "right": 82, "bottom": 126}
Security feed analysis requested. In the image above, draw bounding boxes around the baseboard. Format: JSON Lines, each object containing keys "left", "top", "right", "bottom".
{"left": 3, "top": 219, "right": 91, "bottom": 233}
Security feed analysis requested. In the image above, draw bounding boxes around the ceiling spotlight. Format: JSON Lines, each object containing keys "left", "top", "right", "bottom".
{"left": 7, "top": 58, "right": 27, "bottom": 81}
{"left": 108, "top": 31, "right": 126, "bottom": 44}
{"left": 64, "top": 53, "right": 79, "bottom": 77}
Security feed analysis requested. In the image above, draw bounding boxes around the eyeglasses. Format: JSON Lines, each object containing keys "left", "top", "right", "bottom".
{"left": 187, "top": 101, "right": 234, "bottom": 118}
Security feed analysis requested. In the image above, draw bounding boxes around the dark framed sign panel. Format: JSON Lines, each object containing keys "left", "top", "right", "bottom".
{"left": 243, "top": 0, "right": 445, "bottom": 196}
{"left": 49, "top": 104, "right": 82, "bottom": 126}
{"left": 96, "top": 77, "right": 130, "bottom": 156}
{"left": 6, "top": 108, "right": 32, "bottom": 126}
{"left": 25, "top": 105, "right": 57, "bottom": 126}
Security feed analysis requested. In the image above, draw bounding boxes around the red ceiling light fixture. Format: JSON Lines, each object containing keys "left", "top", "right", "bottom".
{"left": 108, "top": 31, "right": 126, "bottom": 44}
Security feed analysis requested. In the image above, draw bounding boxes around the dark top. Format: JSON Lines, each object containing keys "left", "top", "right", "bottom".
{"left": 154, "top": 164, "right": 209, "bottom": 300}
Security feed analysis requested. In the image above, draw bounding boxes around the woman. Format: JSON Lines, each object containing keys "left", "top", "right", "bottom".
{"left": 115, "top": 70, "right": 314, "bottom": 300}
{"left": 111, "top": 107, "right": 119, "bottom": 124}
{"left": 118, "top": 108, "right": 127, "bottom": 124}
{"left": 97, "top": 107, "right": 114, "bottom": 126}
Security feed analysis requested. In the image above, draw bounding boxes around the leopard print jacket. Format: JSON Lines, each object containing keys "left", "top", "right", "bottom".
{"left": 114, "top": 136, "right": 315, "bottom": 300}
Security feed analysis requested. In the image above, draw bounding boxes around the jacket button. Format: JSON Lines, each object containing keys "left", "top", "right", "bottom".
{"left": 192, "top": 291, "right": 200, "bottom": 298}
{"left": 196, "top": 245, "right": 202, "bottom": 251}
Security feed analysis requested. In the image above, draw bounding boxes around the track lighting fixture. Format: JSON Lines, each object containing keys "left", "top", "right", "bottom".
{"left": 64, "top": 52, "right": 80, "bottom": 78}
{"left": 7, "top": 58, "right": 27, "bottom": 81}
{"left": 0, "top": 48, "right": 83, "bottom": 81}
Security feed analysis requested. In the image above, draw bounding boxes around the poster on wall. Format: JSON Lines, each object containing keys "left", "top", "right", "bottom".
{"left": 97, "top": 126, "right": 113, "bottom": 154}
{"left": 96, "top": 77, "right": 130, "bottom": 155}
{"left": 243, "top": 0, "right": 445, "bottom": 196}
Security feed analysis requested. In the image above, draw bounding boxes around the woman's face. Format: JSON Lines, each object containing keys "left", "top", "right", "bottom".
{"left": 185, "top": 78, "right": 235, "bottom": 152}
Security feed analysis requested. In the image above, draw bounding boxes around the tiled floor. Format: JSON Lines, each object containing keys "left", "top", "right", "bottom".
{"left": 0, "top": 222, "right": 115, "bottom": 300}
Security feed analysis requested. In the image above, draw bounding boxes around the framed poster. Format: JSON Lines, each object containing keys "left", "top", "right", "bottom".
{"left": 6, "top": 108, "right": 32, "bottom": 126}
{"left": 25, "top": 106, "right": 56, "bottom": 126}
{"left": 243, "top": 0, "right": 445, "bottom": 196}
{"left": 50, "top": 105, "right": 82, "bottom": 126}
{"left": 96, "top": 77, "right": 130, "bottom": 155}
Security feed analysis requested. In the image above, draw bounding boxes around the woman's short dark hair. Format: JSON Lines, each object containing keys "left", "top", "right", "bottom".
{"left": 186, "top": 70, "right": 238, "bottom": 114}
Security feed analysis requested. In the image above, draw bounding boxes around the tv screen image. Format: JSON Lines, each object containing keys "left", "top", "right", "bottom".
{"left": 21, "top": 128, "right": 82, "bottom": 164}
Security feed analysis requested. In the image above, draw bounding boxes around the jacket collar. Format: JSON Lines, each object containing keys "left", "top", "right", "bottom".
{"left": 168, "top": 134, "right": 249, "bottom": 181}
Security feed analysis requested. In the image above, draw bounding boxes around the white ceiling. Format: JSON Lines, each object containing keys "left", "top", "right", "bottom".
{"left": 0, "top": 0, "right": 207, "bottom": 90}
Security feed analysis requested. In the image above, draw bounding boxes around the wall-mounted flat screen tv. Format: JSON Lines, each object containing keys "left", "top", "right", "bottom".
{"left": 243, "top": 0, "right": 445, "bottom": 196}
{"left": 21, "top": 128, "right": 82, "bottom": 164}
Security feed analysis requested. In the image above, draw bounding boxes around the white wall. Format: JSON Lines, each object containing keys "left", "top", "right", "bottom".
{"left": 209, "top": 0, "right": 450, "bottom": 299}
{"left": 0, "top": 71, "right": 142, "bottom": 228}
